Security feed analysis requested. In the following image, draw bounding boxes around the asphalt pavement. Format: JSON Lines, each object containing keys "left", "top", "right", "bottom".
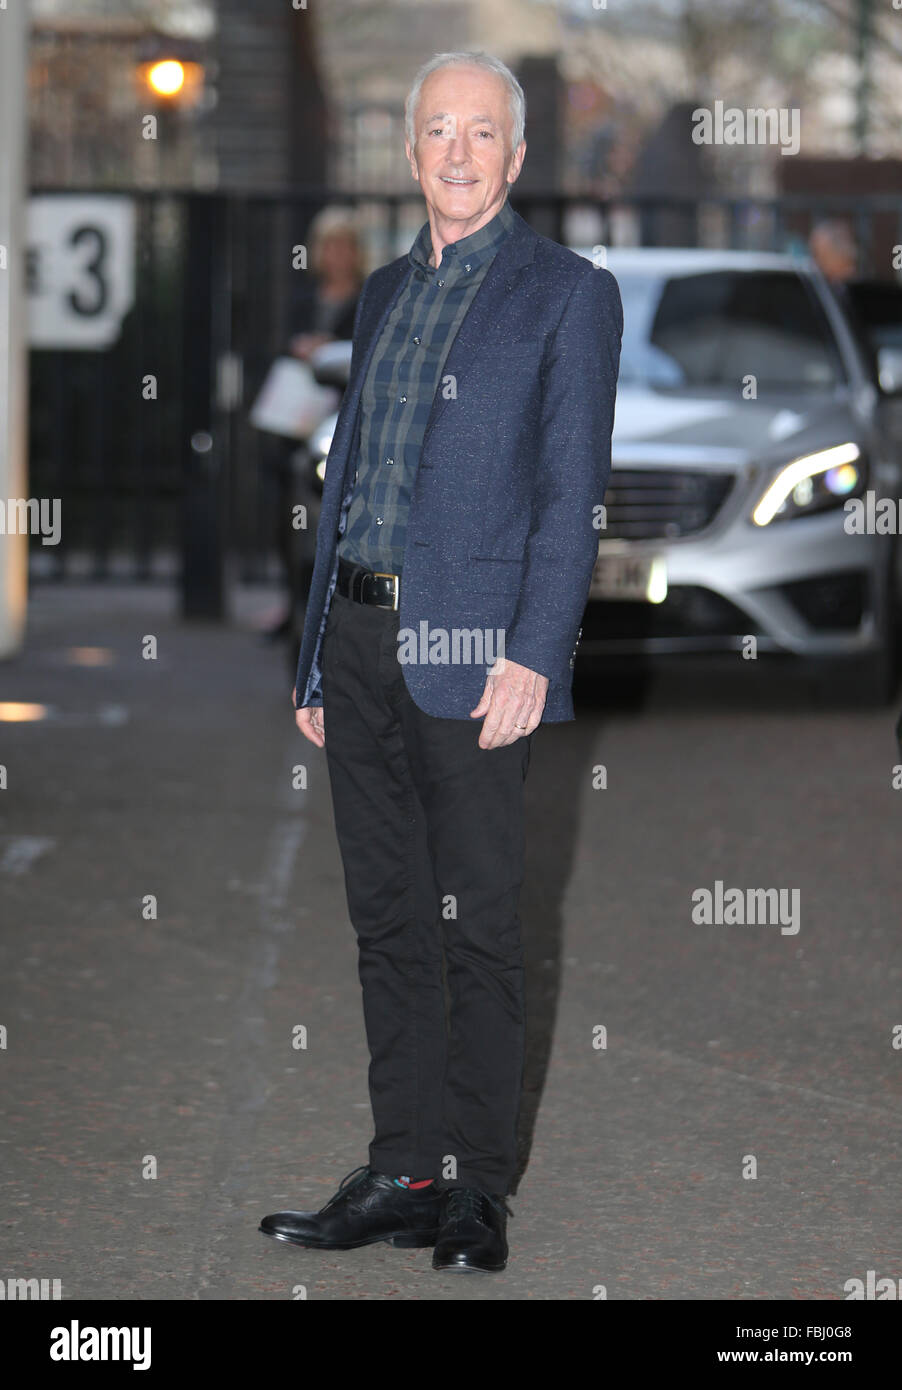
{"left": 1, "top": 582, "right": 900, "bottom": 1300}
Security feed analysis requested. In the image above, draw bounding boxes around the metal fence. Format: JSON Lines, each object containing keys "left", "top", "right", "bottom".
{"left": 26, "top": 188, "right": 902, "bottom": 598}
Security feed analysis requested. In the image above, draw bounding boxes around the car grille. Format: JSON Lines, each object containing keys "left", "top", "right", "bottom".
{"left": 580, "top": 586, "right": 761, "bottom": 641}
{"left": 602, "top": 469, "right": 734, "bottom": 540}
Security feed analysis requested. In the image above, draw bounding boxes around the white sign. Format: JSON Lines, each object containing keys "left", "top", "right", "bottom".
{"left": 27, "top": 196, "right": 136, "bottom": 349}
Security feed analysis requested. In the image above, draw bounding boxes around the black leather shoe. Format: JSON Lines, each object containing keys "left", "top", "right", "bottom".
{"left": 259, "top": 1166, "right": 443, "bottom": 1250}
{"left": 432, "top": 1187, "right": 511, "bottom": 1272}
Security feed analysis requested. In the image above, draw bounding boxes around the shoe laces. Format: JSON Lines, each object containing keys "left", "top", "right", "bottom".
{"left": 445, "top": 1187, "right": 513, "bottom": 1224}
{"left": 320, "top": 1164, "right": 370, "bottom": 1212}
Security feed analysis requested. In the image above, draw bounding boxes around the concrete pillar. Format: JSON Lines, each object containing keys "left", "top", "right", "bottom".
{"left": 0, "top": 0, "right": 30, "bottom": 657}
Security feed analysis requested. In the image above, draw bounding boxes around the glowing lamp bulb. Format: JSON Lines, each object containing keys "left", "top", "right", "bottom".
{"left": 148, "top": 60, "right": 185, "bottom": 97}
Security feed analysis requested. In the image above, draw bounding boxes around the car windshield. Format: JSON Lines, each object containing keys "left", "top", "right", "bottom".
{"left": 614, "top": 268, "right": 846, "bottom": 392}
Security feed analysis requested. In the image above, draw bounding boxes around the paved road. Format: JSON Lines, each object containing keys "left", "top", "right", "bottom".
{"left": 1, "top": 584, "right": 900, "bottom": 1300}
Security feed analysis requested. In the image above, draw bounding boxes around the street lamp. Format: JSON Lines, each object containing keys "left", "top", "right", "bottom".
{"left": 134, "top": 36, "right": 206, "bottom": 186}
{"left": 147, "top": 60, "right": 187, "bottom": 99}
{"left": 136, "top": 41, "right": 205, "bottom": 111}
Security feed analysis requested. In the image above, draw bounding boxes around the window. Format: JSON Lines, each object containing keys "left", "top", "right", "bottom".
{"left": 616, "top": 270, "right": 846, "bottom": 392}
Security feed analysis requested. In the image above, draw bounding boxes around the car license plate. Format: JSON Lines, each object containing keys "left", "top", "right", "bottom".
{"left": 590, "top": 552, "right": 667, "bottom": 602}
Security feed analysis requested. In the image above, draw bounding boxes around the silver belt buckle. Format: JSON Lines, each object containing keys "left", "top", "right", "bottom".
{"left": 372, "top": 571, "right": 399, "bottom": 611}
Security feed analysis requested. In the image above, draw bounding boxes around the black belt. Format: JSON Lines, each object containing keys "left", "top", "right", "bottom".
{"left": 336, "top": 557, "right": 401, "bottom": 610}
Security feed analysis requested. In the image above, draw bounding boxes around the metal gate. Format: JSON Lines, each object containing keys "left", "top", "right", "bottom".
{"left": 26, "top": 188, "right": 902, "bottom": 609}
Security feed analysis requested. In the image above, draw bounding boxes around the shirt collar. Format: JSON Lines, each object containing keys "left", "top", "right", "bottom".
{"left": 409, "top": 196, "right": 516, "bottom": 277}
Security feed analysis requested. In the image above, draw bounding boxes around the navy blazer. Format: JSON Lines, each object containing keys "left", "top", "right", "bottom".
{"left": 294, "top": 206, "right": 623, "bottom": 723}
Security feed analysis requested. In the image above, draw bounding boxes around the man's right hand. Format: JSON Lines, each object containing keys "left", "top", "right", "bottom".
{"left": 292, "top": 689, "right": 325, "bottom": 747}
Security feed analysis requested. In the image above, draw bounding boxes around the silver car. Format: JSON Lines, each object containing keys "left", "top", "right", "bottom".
{"left": 573, "top": 248, "right": 902, "bottom": 702}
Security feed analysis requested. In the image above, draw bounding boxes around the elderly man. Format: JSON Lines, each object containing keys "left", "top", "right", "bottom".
{"left": 260, "top": 50, "right": 622, "bottom": 1273}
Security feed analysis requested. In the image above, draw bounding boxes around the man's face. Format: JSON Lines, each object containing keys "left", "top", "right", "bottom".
{"left": 810, "top": 230, "right": 857, "bottom": 284}
{"left": 406, "top": 64, "right": 526, "bottom": 239}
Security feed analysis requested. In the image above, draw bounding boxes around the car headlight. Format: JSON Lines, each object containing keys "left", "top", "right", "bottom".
{"left": 751, "top": 442, "right": 864, "bottom": 526}
{"left": 311, "top": 423, "right": 334, "bottom": 464}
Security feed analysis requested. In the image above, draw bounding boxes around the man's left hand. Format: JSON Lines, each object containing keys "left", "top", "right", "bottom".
{"left": 470, "top": 658, "right": 548, "bottom": 749}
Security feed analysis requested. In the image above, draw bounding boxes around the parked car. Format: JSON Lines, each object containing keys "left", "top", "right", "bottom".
{"left": 571, "top": 248, "right": 902, "bottom": 702}
{"left": 843, "top": 277, "right": 902, "bottom": 394}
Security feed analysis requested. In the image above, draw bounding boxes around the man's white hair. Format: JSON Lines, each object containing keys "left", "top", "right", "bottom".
{"left": 405, "top": 51, "right": 526, "bottom": 154}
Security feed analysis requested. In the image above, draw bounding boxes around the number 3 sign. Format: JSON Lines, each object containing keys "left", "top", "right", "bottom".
{"left": 26, "top": 196, "right": 136, "bottom": 349}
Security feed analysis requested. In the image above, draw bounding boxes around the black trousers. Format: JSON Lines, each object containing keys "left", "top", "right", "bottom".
{"left": 320, "top": 589, "right": 533, "bottom": 1196}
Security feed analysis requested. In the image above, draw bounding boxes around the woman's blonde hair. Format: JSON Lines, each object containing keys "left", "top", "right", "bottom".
{"left": 308, "top": 207, "right": 366, "bottom": 282}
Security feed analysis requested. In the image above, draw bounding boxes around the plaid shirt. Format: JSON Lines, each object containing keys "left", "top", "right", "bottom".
{"left": 337, "top": 197, "right": 516, "bottom": 574}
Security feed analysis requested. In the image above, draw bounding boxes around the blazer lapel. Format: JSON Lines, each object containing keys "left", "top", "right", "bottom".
{"left": 326, "top": 257, "right": 409, "bottom": 490}
{"left": 332, "top": 210, "right": 538, "bottom": 482}
{"left": 348, "top": 258, "right": 410, "bottom": 401}
{"left": 422, "top": 210, "right": 538, "bottom": 447}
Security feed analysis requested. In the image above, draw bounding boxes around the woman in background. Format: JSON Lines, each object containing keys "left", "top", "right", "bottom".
{"left": 288, "top": 206, "right": 365, "bottom": 361}
{"left": 264, "top": 207, "right": 365, "bottom": 639}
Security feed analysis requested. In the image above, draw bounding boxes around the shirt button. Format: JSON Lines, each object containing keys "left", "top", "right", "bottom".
{"left": 464, "top": 263, "right": 472, "bottom": 272}
{"left": 437, "top": 279, "right": 444, "bottom": 287}
{"left": 385, "top": 458, "right": 394, "bottom": 466}
{"left": 399, "top": 395, "right": 407, "bottom": 403}
{"left": 413, "top": 336, "right": 421, "bottom": 345}
{"left": 375, "top": 517, "right": 384, "bottom": 526}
